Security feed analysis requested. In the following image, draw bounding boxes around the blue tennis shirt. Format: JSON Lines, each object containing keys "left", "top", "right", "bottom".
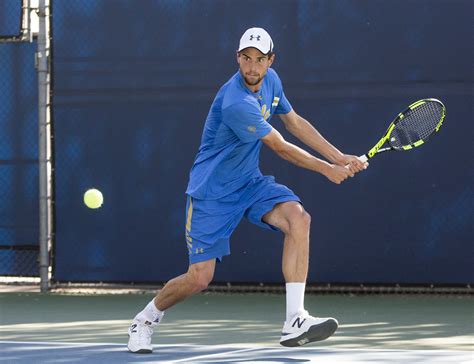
{"left": 186, "top": 68, "right": 292, "bottom": 200}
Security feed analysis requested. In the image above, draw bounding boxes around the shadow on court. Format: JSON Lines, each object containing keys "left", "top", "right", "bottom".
{"left": 0, "top": 342, "right": 471, "bottom": 364}
{"left": 0, "top": 291, "right": 472, "bottom": 362}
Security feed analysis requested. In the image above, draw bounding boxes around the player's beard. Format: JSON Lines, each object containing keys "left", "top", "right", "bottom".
{"left": 242, "top": 71, "right": 265, "bottom": 87}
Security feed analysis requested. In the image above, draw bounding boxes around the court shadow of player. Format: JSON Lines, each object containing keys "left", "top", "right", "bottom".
{"left": 200, "top": 359, "right": 311, "bottom": 363}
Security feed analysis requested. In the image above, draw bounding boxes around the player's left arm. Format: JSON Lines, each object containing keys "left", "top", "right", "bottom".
{"left": 279, "top": 110, "right": 366, "bottom": 172}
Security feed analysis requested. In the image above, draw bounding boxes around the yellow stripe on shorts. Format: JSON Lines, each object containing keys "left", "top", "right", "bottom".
{"left": 186, "top": 197, "right": 193, "bottom": 248}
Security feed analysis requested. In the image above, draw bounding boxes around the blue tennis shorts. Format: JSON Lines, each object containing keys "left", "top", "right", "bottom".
{"left": 185, "top": 175, "right": 301, "bottom": 264}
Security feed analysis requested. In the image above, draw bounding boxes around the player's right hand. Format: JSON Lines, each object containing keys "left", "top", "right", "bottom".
{"left": 325, "top": 164, "right": 354, "bottom": 184}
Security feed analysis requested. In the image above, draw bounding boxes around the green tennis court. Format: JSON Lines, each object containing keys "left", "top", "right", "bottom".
{"left": 1, "top": 286, "right": 472, "bottom": 363}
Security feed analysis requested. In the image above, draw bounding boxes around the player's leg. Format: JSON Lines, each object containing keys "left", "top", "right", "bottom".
{"left": 263, "top": 201, "right": 310, "bottom": 283}
{"left": 127, "top": 259, "right": 215, "bottom": 354}
{"left": 244, "top": 176, "right": 338, "bottom": 347}
{"left": 155, "top": 259, "right": 216, "bottom": 310}
{"left": 262, "top": 201, "right": 310, "bottom": 322}
{"left": 128, "top": 194, "right": 243, "bottom": 353}
{"left": 262, "top": 201, "right": 338, "bottom": 347}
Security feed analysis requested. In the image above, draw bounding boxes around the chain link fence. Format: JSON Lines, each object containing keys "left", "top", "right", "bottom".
{"left": 0, "top": 0, "right": 39, "bottom": 276}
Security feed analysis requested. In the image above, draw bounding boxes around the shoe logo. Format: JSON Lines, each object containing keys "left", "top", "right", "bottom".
{"left": 130, "top": 324, "right": 137, "bottom": 333}
{"left": 292, "top": 317, "right": 306, "bottom": 329}
{"left": 297, "top": 338, "right": 309, "bottom": 345}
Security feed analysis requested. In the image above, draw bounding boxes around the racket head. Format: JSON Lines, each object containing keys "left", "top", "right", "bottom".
{"left": 387, "top": 98, "right": 445, "bottom": 151}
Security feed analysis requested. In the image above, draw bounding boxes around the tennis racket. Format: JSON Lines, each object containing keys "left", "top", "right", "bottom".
{"left": 357, "top": 98, "right": 446, "bottom": 163}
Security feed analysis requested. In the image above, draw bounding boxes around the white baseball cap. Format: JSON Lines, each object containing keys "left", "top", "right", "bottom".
{"left": 238, "top": 27, "right": 273, "bottom": 55}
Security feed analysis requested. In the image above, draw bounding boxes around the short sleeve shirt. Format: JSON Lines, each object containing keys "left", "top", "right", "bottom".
{"left": 186, "top": 68, "right": 292, "bottom": 200}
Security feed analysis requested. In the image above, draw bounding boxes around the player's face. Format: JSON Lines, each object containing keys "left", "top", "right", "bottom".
{"left": 237, "top": 48, "right": 274, "bottom": 90}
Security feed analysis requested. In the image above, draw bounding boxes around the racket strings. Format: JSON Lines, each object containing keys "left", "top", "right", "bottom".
{"left": 390, "top": 102, "right": 443, "bottom": 149}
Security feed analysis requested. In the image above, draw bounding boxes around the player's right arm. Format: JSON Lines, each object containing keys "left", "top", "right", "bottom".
{"left": 261, "top": 128, "right": 354, "bottom": 184}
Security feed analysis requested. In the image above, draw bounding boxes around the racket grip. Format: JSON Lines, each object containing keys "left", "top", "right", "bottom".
{"left": 358, "top": 155, "right": 368, "bottom": 163}
{"left": 344, "top": 154, "right": 368, "bottom": 170}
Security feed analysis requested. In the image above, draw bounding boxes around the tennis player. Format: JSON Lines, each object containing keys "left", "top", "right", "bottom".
{"left": 128, "top": 27, "right": 367, "bottom": 353}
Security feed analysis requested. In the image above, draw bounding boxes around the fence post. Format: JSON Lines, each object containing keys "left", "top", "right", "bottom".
{"left": 37, "top": 0, "right": 51, "bottom": 293}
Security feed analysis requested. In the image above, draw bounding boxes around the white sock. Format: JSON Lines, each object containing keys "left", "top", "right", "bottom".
{"left": 135, "top": 299, "right": 164, "bottom": 325}
{"left": 286, "top": 282, "right": 306, "bottom": 322}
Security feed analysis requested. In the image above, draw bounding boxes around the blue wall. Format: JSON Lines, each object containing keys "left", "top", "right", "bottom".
{"left": 52, "top": 0, "right": 473, "bottom": 284}
{"left": 0, "top": 0, "right": 22, "bottom": 37}
{"left": 0, "top": 43, "right": 39, "bottom": 275}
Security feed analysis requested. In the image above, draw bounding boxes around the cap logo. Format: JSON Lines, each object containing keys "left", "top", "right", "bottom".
{"left": 249, "top": 35, "right": 261, "bottom": 41}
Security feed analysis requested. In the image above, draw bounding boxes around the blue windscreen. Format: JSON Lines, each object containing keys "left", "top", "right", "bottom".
{"left": 0, "top": 0, "right": 22, "bottom": 37}
{"left": 51, "top": 0, "right": 473, "bottom": 284}
{"left": 0, "top": 42, "right": 39, "bottom": 275}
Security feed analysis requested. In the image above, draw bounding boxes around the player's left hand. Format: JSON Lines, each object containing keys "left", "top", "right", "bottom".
{"left": 338, "top": 154, "right": 368, "bottom": 174}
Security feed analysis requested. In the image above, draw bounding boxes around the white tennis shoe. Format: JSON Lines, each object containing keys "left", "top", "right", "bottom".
{"left": 127, "top": 319, "right": 155, "bottom": 354}
{"left": 280, "top": 311, "right": 338, "bottom": 347}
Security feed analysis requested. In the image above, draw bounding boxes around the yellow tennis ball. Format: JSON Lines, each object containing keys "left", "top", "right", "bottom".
{"left": 84, "top": 188, "right": 103, "bottom": 209}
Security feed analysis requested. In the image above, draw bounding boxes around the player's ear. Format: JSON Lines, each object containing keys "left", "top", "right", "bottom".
{"left": 268, "top": 53, "right": 275, "bottom": 66}
{"left": 236, "top": 51, "right": 241, "bottom": 65}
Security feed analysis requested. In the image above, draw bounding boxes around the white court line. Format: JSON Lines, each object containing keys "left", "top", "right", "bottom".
{"left": 172, "top": 348, "right": 259, "bottom": 363}
{"left": 0, "top": 340, "right": 203, "bottom": 348}
{"left": 0, "top": 340, "right": 198, "bottom": 348}
{"left": 0, "top": 340, "right": 471, "bottom": 354}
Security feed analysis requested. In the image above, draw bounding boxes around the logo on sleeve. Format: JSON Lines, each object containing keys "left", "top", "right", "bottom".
{"left": 247, "top": 125, "right": 256, "bottom": 133}
{"left": 261, "top": 105, "right": 271, "bottom": 121}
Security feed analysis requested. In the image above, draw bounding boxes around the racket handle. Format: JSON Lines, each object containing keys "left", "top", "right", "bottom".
{"left": 344, "top": 154, "right": 368, "bottom": 170}
{"left": 358, "top": 154, "right": 368, "bottom": 163}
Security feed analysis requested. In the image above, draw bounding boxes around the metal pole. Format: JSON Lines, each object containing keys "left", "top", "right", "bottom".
{"left": 27, "top": 0, "right": 32, "bottom": 43}
{"left": 22, "top": 0, "right": 32, "bottom": 42}
{"left": 38, "top": 0, "right": 51, "bottom": 293}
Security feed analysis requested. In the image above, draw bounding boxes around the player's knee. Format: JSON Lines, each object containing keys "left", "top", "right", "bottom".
{"left": 193, "top": 274, "right": 212, "bottom": 292}
{"left": 188, "top": 266, "right": 214, "bottom": 292}
{"left": 301, "top": 210, "right": 311, "bottom": 228}
{"left": 286, "top": 204, "right": 311, "bottom": 233}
